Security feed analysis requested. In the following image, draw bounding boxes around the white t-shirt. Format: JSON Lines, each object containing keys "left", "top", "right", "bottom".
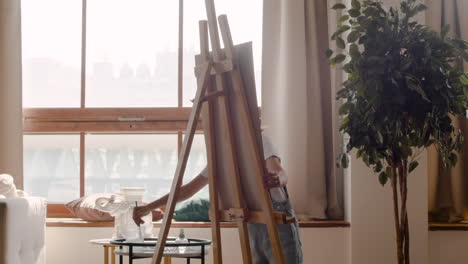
{"left": 199, "top": 134, "right": 288, "bottom": 201}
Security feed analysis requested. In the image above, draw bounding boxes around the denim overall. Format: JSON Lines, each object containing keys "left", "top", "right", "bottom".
{"left": 247, "top": 189, "right": 303, "bottom": 263}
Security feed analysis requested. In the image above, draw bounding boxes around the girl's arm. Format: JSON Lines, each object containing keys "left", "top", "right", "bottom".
{"left": 133, "top": 174, "right": 208, "bottom": 225}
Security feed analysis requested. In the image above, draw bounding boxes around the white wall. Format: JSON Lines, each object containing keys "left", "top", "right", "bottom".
{"left": 350, "top": 153, "right": 428, "bottom": 264}
{"left": 429, "top": 231, "right": 468, "bottom": 264}
{"left": 46, "top": 226, "right": 468, "bottom": 264}
{"left": 46, "top": 226, "right": 350, "bottom": 264}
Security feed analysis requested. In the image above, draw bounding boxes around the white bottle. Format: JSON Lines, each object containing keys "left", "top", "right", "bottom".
{"left": 175, "top": 228, "right": 189, "bottom": 253}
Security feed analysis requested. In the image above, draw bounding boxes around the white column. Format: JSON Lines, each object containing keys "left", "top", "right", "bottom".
{"left": 0, "top": 0, "right": 24, "bottom": 188}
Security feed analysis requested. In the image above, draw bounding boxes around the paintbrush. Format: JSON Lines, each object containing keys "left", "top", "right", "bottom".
{"left": 135, "top": 201, "right": 144, "bottom": 241}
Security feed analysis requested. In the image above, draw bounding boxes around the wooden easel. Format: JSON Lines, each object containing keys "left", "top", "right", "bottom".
{"left": 151, "top": 1, "right": 291, "bottom": 263}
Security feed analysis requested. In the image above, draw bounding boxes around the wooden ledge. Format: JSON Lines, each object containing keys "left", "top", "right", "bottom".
{"left": 46, "top": 218, "right": 350, "bottom": 228}
{"left": 429, "top": 222, "right": 468, "bottom": 231}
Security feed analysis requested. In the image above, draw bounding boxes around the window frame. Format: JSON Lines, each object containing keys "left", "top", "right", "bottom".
{"left": 23, "top": 0, "right": 262, "bottom": 218}
{"left": 22, "top": 0, "right": 200, "bottom": 217}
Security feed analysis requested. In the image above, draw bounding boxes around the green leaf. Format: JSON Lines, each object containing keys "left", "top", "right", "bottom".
{"left": 424, "top": 139, "right": 435, "bottom": 147}
{"left": 386, "top": 167, "right": 392, "bottom": 178}
{"left": 408, "top": 161, "right": 419, "bottom": 173}
{"left": 332, "top": 3, "right": 346, "bottom": 10}
{"left": 448, "top": 153, "right": 458, "bottom": 167}
{"left": 331, "top": 54, "right": 347, "bottom": 64}
{"left": 349, "top": 9, "right": 361, "bottom": 17}
{"left": 351, "top": 0, "right": 361, "bottom": 10}
{"left": 343, "top": 63, "right": 353, "bottom": 73}
{"left": 337, "top": 37, "right": 346, "bottom": 49}
{"left": 416, "top": 4, "right": 427, "bottom": 12}
{"left": 338, "top": 25, "right": 351, "bottom": 32}
{"left": 414, "top": 86, "right": 430, "bottom": 102}
{"left": 441, "top": 24, "right": 450, "bottom": 38}
{"left": 347, "top": 31, "right": 360, "bottom": 43}
{"left": 336, "top": 154, "right": 342, "bottom": 168}
{"left": 337, "top": 153, "right": 349, "bottom": 168}
{"left": 363, "top": 154, "right": 370, "bottom": 166}
{"left": 325, "top": 49, "right": 334, "bottom": 58}
{"left": 342, "top": 116, "right": 350, "bottom": 126}
{"left": 460, "top": 74, "right": 468, "bottom": 85}
{"left": 349, "top": 44, "right": 360, "bottom": 58}
{"left": 400, "top": 61, "right": 412, "bottom": 71}
{"left": 379, "top": 171, "right": 388, "bottom": 186}
{"left": 407, "top": 78, "right": 430, "bottom": 101}
{"left": 339, "top": 102, "right": 351, "bottom": 115}
{"left": 336, "top": 88, "right": 348, "bottom": 98}
{"left": 339, "top": 15, "right": 350, "bottom": 22}
{"left": 341, "top": 153, "right": 349, "bottom": 168}
{"left": 332, "top": 25, "right": 351, "bottom": 40}
{"left": 357, "top": 149, "right": 364, "bottom": 158}
{"left": 358, "top": 35, "right": 367, "bottom": 44}
{"left": 374, "top": 161, "right": 383, "bottom": 172}
{"left": 376, "top": 131, "right": 383, "bottom": 144}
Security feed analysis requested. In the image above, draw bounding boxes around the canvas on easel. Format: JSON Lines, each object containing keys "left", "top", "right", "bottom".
{"left": 150, "top": 1, "right": 292, "bottom": 263}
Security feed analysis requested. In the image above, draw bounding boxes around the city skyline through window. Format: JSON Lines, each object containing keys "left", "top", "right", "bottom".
{"left": 22, "top": 0, "right": 263, "bottom": 108}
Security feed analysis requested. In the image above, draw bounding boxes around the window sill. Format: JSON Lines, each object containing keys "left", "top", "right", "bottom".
{"left": 429, "top": 222, "right": 468, "bottom": 231}
{"left": 46, "top": 218, "right": 350, "bottom": 228}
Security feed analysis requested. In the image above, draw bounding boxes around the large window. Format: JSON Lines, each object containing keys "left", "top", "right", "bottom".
{"left": 21, "top": 0, "right": 262, "bottom": 217}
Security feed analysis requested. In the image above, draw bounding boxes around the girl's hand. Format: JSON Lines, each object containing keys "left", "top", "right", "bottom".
{"left": 152, "top": 210, "right": 164, "bottom": 221}
{"left": 133, "top": 205, "right": 151, "bottom": 226}
{"left": 263, "top": 171, "right": 281, "bottom": 189}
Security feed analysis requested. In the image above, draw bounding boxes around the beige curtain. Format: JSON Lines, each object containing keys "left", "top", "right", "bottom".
{"left": 0, "top": 0, "right": 24, "bottom": 189}
{"left": 262, "top": 0, "right": 343, "bottom": 220}
{"left": 427, "top": 0, "right": 468, "bottom": 222}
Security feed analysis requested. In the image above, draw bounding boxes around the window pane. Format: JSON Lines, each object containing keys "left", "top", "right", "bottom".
{"left": 86, "top": 0, "right": 178, "bottom": 107}
{"left": 183, "top": 0, "right": 263, "bottom": 106}
{"left": 183, "top": 134, "right": 208, "bottom": 200}
{"left": 85, "top": 134, "right": 178, "bottom": 202}
{"left": 23, "top": 134, "right": 80, "bottom": 203}
{"left": 21, "top": 0, "right": 82, "bottom": 108}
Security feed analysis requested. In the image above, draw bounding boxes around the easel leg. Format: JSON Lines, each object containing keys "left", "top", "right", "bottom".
{"left": 199, "top": 19, "right": 223, "bottom": 264}
{"left": 204, "top": 74, "right": 223, "bottom": 264}
{"left": 150, "top": 61, "right": 212, "bottom": 264}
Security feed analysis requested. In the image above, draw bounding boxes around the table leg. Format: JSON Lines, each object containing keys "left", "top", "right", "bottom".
{"left": 201, "top": 245, "right": 205, "bottom": 264}
{"left": 129, "top": 246, "right": 133, "bottom": 264}
{"left": 119, "top": 246, "right": 123, "bottom": 264}
{"left": 111, "top": 246, "right": 116, "bottom": 264}
{"left": 163, "top": 257, "right": 172, "bottom": 264}
{"left": 104, "top": 246, "right": 109, "bottom": 264}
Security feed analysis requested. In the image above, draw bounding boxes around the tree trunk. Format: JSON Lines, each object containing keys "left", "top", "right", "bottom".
{"left": 403, "top": 161, "right": 410, "bottom": 264}
{"left": 391, "top": 166, "right": 403, "bottom": 264}
{"left": 392, "top": 163, "right": 410, "bottom": 264}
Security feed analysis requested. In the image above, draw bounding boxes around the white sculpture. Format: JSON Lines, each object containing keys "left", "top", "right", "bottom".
{"left": 95, "top": 188, "right": 153, "bottom": 241}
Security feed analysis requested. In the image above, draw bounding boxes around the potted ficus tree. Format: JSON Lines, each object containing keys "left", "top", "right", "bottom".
{"left": 327, "top": 0, "right": 468, "bottom": 263}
